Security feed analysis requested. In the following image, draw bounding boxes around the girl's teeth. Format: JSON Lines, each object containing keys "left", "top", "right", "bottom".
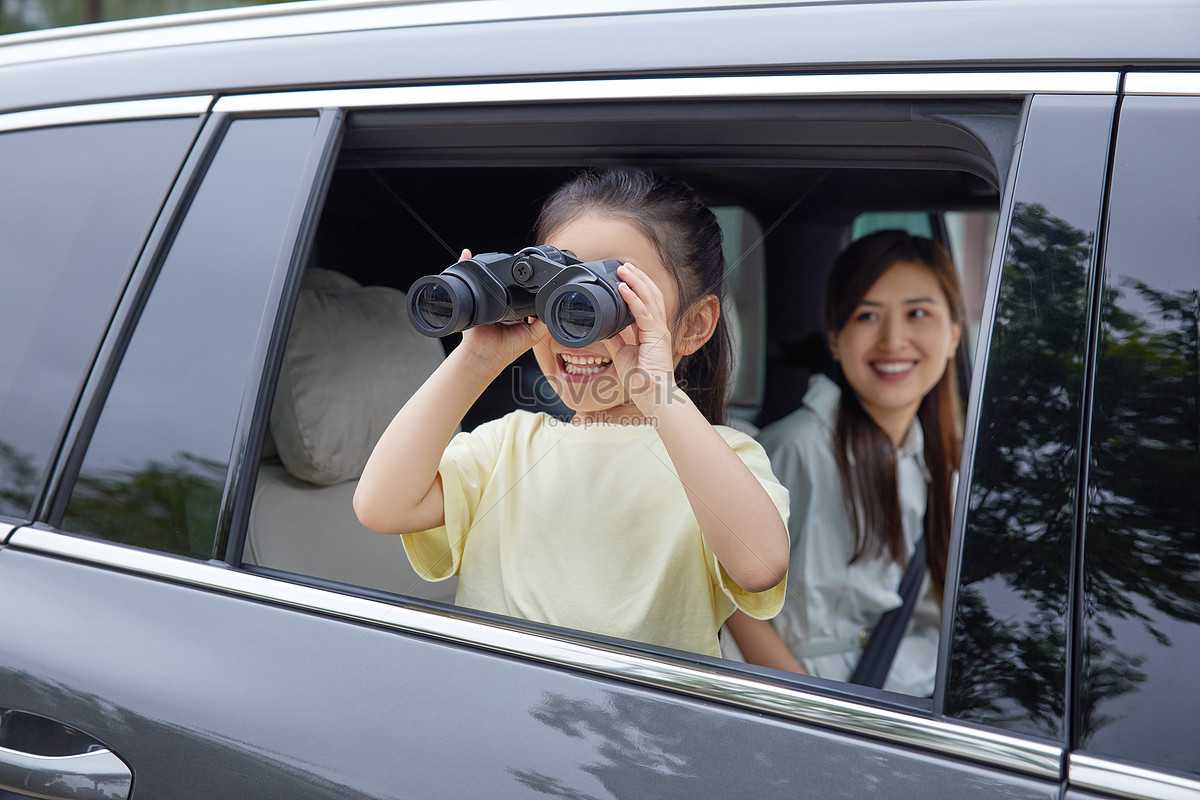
{"left": 561, "top": 354, "right": 612, "bottom": 374}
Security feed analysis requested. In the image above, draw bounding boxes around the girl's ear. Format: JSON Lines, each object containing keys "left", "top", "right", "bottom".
{"left": 676, "top": 294, "right": 720, "bottom": 356}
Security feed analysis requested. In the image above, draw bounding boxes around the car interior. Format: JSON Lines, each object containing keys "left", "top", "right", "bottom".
{"left": 245, "top": 97, "right": 1008, "bottom": 627}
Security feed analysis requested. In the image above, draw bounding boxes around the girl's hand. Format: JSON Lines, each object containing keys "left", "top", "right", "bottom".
{"left": 601, "top": 262, "right": 679, "bottom": 415}
{"left": 455, "top": 249, "right": 548, "bottom": 377}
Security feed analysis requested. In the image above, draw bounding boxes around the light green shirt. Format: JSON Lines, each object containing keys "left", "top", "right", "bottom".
{"left": 756, "top": 374, "right": 940, "bottom": 696}
{"left": 403, "top": 410, "right": 790, "bottom": 657}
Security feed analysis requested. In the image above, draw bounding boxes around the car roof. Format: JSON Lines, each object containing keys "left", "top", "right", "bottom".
{"left": 1, "top": 0, "right": 1197, "bottom": 115}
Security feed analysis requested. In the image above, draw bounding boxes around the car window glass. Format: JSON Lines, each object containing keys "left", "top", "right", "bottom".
{"left": 713, "top": 206, "right": 766, "bottom": 418}
{"left": 1080, "top": 94, "right": 1200, "bottom": 777}
{"left": 946, "top": 95, "right": 1115, "bottom": 740}
{"left": 61, "top": 117, "right": 320, "bottom": 558}
{"left": 0, "top": 119, "right": 198, "bottom": 521}
{"left": 851, "top": 211, "right": 935, "bottom": 239}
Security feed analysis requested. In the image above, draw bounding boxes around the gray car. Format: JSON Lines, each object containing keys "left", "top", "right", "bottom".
{"left": 2, "top": 1, "right": 1199, "bottom": 798}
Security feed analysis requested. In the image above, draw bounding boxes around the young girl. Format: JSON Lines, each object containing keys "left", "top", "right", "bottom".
{"left": 727, "top": 229, "right": 963, "bottom": 695}
{"left": 354, "top": 168, "right": 790, "bottom": 657}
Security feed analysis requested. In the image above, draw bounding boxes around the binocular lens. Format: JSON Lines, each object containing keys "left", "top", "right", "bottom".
{"left": 412, "top": 281, "right": 456, "bottom": 330}
{"left": 552, "top": 291, "right": 598, "bottom": 342}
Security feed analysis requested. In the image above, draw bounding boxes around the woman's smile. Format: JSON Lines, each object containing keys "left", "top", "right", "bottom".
{"left": 870, "top": 359, "right": 918, "bottom": 380}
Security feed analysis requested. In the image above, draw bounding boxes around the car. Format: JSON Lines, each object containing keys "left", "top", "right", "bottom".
{"left": 2, "top": 1, "right": 1199, "bottom": 798}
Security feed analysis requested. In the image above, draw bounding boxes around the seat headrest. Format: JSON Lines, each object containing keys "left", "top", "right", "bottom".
{"left": 269, "top": 268, "right": 445, "bottom": 485}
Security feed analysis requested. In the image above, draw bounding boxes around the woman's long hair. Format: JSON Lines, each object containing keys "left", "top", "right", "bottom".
{"left": 534, "top": 168, "right": 732, "bottom": 424}
{"left": 824, "top": 230, "right": 963, "bottom": 598}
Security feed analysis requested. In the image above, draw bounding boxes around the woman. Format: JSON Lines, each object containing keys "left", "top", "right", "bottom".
{"left": 727, "top": 229, "right": 963, "bottom": 696}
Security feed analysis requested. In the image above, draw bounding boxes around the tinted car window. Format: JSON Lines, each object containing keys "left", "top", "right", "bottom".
{"left": 61, "top": 117, "right": 320, "bottom": 558}
{"left": 0, "top": 118, "right": 198, "bottom": 520}
{"left": 1080, "top": 94, "right": 1200, "bottom": 777}
{"left": 946, "top": 95, "right": 1115, "bottom": 740}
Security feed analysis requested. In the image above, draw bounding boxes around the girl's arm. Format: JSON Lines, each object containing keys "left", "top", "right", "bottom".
{"left": 725, "top": 611, "right": 807, "bottom": 673}
{"left": 652, "top": 388, "right": 790, "bottom": 592}
{"left": 354, "top": 251, "right": 547, "bottom": 536}
{"left": 603, "top": 263, "right": 789, "bottom": 593}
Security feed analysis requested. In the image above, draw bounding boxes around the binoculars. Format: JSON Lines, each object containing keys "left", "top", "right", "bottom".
{"left": 406, "top": 245, "right": 634, "bottom": 347}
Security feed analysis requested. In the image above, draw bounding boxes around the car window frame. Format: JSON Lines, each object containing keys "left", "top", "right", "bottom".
{"left": 10, "top": 72, "right": 1127, "bottom": 788}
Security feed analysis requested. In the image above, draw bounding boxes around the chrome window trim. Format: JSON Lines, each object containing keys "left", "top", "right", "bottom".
{"left": 1124, "top": 72, "right": 1200, "bottom": 96}
{"left": 0, "top": 96, "right": 213, "bottom": 134}
{"left": 0, "top": 0, "right": 796, "bottom": 68}
{"left": 1070, "top": 754, "right": 1200, "bottom": 800}
{"left": 0, "top": 523, "right": 15, "bottom": 544}
{"left": 8, "top": 526, "right": 1063, "bottom": 780}
{"left": 214, "top": 72, "right": 1119, "bottom": 114}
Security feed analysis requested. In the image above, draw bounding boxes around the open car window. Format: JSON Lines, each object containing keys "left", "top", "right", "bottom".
{"left": 241, "top": 96, "right": 1007, "bottom": 694}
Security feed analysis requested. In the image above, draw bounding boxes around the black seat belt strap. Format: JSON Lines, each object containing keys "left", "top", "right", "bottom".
{"left": 849, "top": 533, "right": 927, "bottom": 689}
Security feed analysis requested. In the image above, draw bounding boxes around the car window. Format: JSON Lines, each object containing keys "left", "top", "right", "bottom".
{"left": 245, "top": 99, "right": 1010, "bottom": 691}
{"left": 1080, "top": 94, "right": 1200, "bottom": 777}
{"left": 0, "top": 118, "right": 198, "bottom": 521}
{"left": 945, "top": 95, "right": 1115, "bottom": 740}
{"left": 944, "top": 210, "right": 999, "bottom": 360}
{"left": 60, "top": 116, "right": 320, "bottom": 558}
{"left": 851, "top": 211, "right": 935, "bottom": 239}
{"left": 714, "top": 205, "right": 766, "bottom": 421}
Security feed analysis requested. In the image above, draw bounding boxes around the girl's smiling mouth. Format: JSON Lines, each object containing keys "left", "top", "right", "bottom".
{"left": 559, "top": 352, "right": 613, "bottom": 381}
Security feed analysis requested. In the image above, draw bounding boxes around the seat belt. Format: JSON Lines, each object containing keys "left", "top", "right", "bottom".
{"left": 849, "top": 533, "right": 927, "bottom": 689}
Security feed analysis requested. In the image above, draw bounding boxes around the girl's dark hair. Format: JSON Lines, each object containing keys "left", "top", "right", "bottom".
{"left": 824, "top": 229, "right": 963, "bottom": 598}
{"left": 534, "top": 168, "right": 732, "bottom": 424}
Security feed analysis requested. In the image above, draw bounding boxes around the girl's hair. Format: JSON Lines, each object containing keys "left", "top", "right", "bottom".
{"left": 824, "top": 229, "right": 963, "bottom": 598}
{"left": 534, "top": 168, "right": 732, "bottom": 424}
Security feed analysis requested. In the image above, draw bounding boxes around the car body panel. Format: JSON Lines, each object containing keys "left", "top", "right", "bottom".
{"left": 0, "top": 0, "right": 1198, "bottom": 114}
{"left": 0, "top": 537, "right": 1060, "bottom": 799}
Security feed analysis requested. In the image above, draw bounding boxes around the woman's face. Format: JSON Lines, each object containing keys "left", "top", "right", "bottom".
{"left": 830, "top": 260, "right": 962, "bottom": 444}
{"left": 533, "top": 212, "right": 683, "bottom": 422}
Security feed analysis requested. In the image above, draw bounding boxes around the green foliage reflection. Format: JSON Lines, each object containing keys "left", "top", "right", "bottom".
{"left": 0, "top": 440, "right": 38, "bottom": 518}
{"left": 63, "top": 452, "right": 225, "bottom": 558}
{"left": 951, "top": 202, "right": 1199, "bottom": 745}
{"left": 1082, "top": 275, "right": 1200, "bottom": 748}
{"left": 947, "top": 202, "right": 1094, "bottom": 738}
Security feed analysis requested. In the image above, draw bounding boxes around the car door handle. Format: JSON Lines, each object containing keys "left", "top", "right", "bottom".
{"left": 0, "top": 743, "right": 132, "bottom": 800}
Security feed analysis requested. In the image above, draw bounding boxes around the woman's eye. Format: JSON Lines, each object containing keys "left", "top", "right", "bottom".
{"left": 909, "top": 307, "right": 930, "bottom": 319}
{"left": 854, "top": 311, "right": 877, "bottom": 323}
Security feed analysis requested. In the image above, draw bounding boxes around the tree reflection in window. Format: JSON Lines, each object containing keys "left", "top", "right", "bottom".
{"left": 63, "top": 452, "right": 225, "bottom": 559}
{"left": 0, "top": 442, "right": 38, "bottom": 518}
{"left": 1082, "top": 274, "right": 1200, "bottom": 765}
{"left": 947, "top": 202, "right": 1095, "bottom": 739}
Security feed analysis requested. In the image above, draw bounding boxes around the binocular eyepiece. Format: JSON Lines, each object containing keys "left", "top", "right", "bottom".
{"left": 406, "top": 245, "right": 634, "bottom": 347}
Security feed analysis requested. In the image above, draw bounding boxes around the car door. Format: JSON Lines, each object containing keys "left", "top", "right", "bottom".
{"left": 1064, "top": 74, "right": 1200, "bottom": 800}
{"left": 1, "top": 73, "right": 1115, "bottom": 799}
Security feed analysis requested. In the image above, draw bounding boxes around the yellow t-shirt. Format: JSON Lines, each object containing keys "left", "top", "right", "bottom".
{"left": 402, "top": 410, "right": 789, "bottom": 657}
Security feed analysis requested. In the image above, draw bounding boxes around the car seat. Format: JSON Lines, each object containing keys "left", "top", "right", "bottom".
{"left": 244, "top": 268, "right": 457, "bottom": 604}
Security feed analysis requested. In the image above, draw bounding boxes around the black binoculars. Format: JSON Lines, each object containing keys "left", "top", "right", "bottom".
{"left": 406, "top": 245, "right": 634, "bottom": 348}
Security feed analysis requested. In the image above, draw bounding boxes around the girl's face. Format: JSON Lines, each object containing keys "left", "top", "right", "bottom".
{"left": 533, "top": 212, "right": 685, "bottom": 421}
{"left": 830, "top": 260, "right": 962, "bottom": 444}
